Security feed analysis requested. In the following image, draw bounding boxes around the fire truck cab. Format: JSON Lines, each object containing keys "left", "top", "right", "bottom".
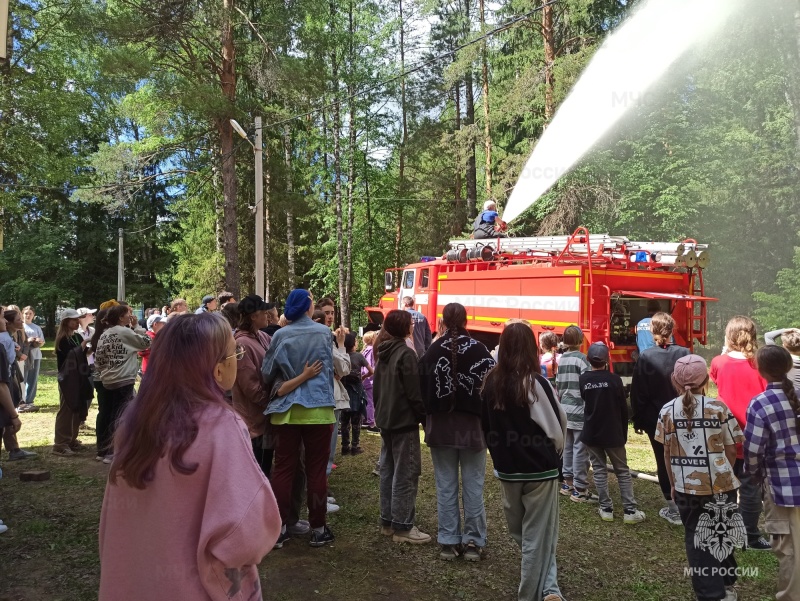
{"left": 365, "top": 228, "right": 715, "bottom": 377}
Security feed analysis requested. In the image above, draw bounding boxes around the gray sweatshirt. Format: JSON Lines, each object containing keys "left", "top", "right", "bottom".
{"left": 95, "top": 325, "right": 151, "bottom": 388}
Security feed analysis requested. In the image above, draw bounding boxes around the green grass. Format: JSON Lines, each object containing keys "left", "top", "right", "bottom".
{"left": 0, "top": 353, "right": 780, "bottom": 601}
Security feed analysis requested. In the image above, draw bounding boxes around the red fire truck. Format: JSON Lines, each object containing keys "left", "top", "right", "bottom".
{"left": 364, "top": 227, "right": 715, "bottom": 377}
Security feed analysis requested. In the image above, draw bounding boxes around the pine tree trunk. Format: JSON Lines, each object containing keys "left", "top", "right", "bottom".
{"left": 344, "top": 0, "right": 356, "bottom": 329}
{"left": 463, "top": 0, "right": 477, "bottom": 221}
{"left": 332, "top": 1, "right": 346, "bottom": 324}
{"left": 364, "top": 151, "right": 374, "bottom": 301}
{"left": 452, "top": 82, "right": 464, "bottom": 236}
{"left": 283, "top": 126, "right": 296, "bottom": 287}
{"left": 479, "top": 0, "right": 492, "bottom": 199}
{"left": 264, "top": 144, "right": 271, "bottom": 302}
{"left": 219, "top": 0, "right": 240, "bottom": 299}
{"left": 542, "top": 0, "right": 555, "bottom": 122}
{"left": 395, "top": 0, "right": 407, "bottom": 269}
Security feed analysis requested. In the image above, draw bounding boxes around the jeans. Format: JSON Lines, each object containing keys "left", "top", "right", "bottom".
{"left": 364, "top": 386, "right": 375, "bottom": 426}
{"left": 272, "top": 423, "right": 333, "bottom": 529}
{"left": 734, "top": 459, "right": 764, "bottom": 544}
{"left": 675, "top": 490, "right": 738, "bottom": 601}
{"left": 500, "top": 479, "right": 562, "bottom": 601}
{"left": 95, "top": 383, "right": 134, "bottom": 457}
{"left": 646, "top": 425, "right": 673, "bottom": 501}
{"left": 340, "top": 410, "right": 362, "bottom": 450}
{"left": 380, "top": 430, "right": 422, "bottom": 531}
{"left": 430, "top": 446, "right": 487, "bottom": 546}
{"left": 24, "top": 358, "right": 41, "bottom": 404}
{"left": 327, "top": 409, "right": 342, "bottom": 476}
{"left": 562, "top": 428, "right": 589, "bottom": 490}
{"left": 586, "top": 446, "right": 638, "bottom": 512}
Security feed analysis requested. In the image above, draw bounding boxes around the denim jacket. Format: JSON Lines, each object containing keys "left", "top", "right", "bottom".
{"left": 261, "top": 315, "right": 335, "bottom": 415}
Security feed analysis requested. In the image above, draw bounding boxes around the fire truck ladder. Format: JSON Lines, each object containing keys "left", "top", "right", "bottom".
{"left": 448, "top": 232, "right": 709, "bottom": 268}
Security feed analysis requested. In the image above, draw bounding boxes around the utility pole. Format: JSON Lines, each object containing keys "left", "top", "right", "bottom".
{"left": 117, "top": 228, "right": 126, "bottom": 301}
{"left": 0, "top": 0, "right": 8, "bottom": 60}
{"left": 254, "top": 116, "right": 264, "bottom": 299}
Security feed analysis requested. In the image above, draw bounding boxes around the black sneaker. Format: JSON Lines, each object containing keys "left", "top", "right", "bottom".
{"left": 309, "top": 526, "right": 335, "bottom": 547}
{"left": 273, "top": 529, "right": 291, "bottom": 549}
{"left": 746, "top": 537, "right": 771, "bottom": 551}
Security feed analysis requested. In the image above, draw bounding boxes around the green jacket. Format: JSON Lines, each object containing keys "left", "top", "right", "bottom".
{"left": 373, "top": 338, "right": 425, "bottom": 432}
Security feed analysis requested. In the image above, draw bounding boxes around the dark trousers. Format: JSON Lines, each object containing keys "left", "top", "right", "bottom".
{"left": 734, "top": 459, "right": 764, "bottom": 544}
{"left": 340, "top": 410, "right": 362, "bottom": 450}
{"left": 271, "top": 424, "right": 333, "bottom": 529}
{"left": 251, "top": 436, "right": 274, "bottom": 478}
{"left": 54, "top": 394, "right": 82, "bottom": 449}
{"left": 95, "top": 383, "right": 134, "bottom": 457}
{"left": 675, "top": 490, "right": 738, "bottom": 601}
{"left": 380, "top": 430, "right": 422, "bottom": 531}
{"left": 645, "top": 426, "right": 672, "bottom": 501}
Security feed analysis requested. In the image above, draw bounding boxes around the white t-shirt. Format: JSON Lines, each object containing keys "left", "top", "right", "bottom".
{"left": 655, "top": 394, "right": 743, "bottom": 495}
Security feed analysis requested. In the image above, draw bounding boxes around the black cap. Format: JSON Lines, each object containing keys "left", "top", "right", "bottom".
{"left": 238, "top": 294, "right": 269, "bottom": 315}
{"left": 586, "top": 342, "right": 610, "bottom": 364}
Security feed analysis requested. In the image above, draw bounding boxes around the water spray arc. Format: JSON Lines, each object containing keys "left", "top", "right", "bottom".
{"left": 502, "top": 0, "right": 747, "bottom": 224}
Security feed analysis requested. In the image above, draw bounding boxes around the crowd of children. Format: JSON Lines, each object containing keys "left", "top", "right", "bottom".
{"left": 2, "top": 293, "right": 799, "bottom": 601}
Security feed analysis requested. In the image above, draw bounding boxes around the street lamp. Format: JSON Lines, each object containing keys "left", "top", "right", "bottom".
{"left": 230, "top": 117, "right": 264, "bottom": 299}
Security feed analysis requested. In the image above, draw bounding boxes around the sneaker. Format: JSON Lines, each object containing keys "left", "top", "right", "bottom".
{"left": 8, "top": 449, "right": 37, "bottom": 461}
{"left": 69, "top": 443, "right": 88, "bottom": 452}
{"left": 559, "top": 483, "right": 573, "bottom": 496}
{"left": 392, "top": 526, "right": 432, "bottom": 544}
{"left": 723, "top": 586, "right": 738, "bottom": 601}
{"left": 570, "top": 489, "right": 599, "bottom": 504}
{"left": 366, "top": 426, "right": 380, "bottom": 433}
{"left": 463, "top": 541, "right": 483, "bottom": 562}
{"left": 380, "top": 525, "right": 395, "bottom": 536}
{"left": 0, "top": 522, "right": 7, "bottom": 535}
{"left": 341, "top": 446, "right": 351, "bottom": 455}
{"left": 327, "top": 495, "right": 336, "bottom": 504}
{"left": 659, "top": 507, "right": 683, "bottom": 526}
{"left": 273, "top": 529, "right": 291, "bottom": 549}
{"left": 543, "top": 595, "right": 563, "bottom": 601}
{"left": 103, "top": 454, "right": 114, "bottom": 465}
{"left": 372, "top": 468, "right": 380, "bottom": 476}
{"left": 439, "top": 544, "right": 461, "bottom": 561}
{"left": 52, "top": 447, "right": 76, "bottom": 457}
{"left": 746, "top": 536, "right": 771, "bottom": 551}
{"left": 18, "top": 403, "right": 38, "bottom": 413}
{"left": 287, "top": 520, "right": 311, "bottom": 536}
{"left": 95, "top": 455, "right": 104, "bottom": 462}
{"left": 327, "top": 502, "right": 340, "bottom": 514}
{"left": 350, "top": 446, "right": 364, "bottom": 455}
{"left": 599, "top": 507, "right": 614, "bottom": 522}
{"left": 623, "top": 509, "right": 646, "bottom": 524}
{"left": 309, "top": 526, "right": 335, "bottom": 547}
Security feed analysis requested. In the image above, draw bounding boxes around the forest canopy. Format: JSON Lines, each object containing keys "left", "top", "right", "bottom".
{"left": 1, "top": 0, "right": 799, "bottom": 343}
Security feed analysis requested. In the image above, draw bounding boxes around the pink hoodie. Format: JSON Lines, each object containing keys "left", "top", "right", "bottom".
{"left": 99, "top": 404, "right": 281, "bottom": 601}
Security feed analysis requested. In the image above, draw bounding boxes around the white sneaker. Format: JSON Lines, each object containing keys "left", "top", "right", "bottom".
{"left": 723, "top": 586, "right": 738, "bottom": 601}
{"left": 327, "top": 502, "right": 340, "bottom": 513}
{"left": 623, "top": 509, "right": 646, "bottom": 524}
{"left": 103, "top": 455, "right": 114, "bottom": 465}
{"left": 659, "top": 507, "right": 682, "bottom": 526}
{"left": 287, "top": 520, "right": 311, "bottom": 536}
{"left": 392, "top": 526, "right": 432, "bottom": 544}
{"left": 0, "top": 521, "right": 7, "bottom": 534}
{"left": 599, "top": 507, "right": 614, "bottom": 521}
{"left": 327, "top": 496, "right": 336, "bottom": 504}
